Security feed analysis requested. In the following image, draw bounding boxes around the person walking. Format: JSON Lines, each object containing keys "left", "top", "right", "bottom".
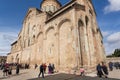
{"left": 96, "top": 63, "right": 103, "bottom": 78}
{"left": 51, "top": 64, "right": 55, "bottom": 73}
{"left": 3, "top": 65, "right": 8, "bottom": 76}
{"left": 48, "top": 63, "right": 52, "bottom": 74}
{"left": 102, "top": 62, "right": 108, "bottom": 78}
{"left": 38, "top": 64, "right": 44, "bottom": 78}
{"left": 16, "top": 64, "right": 20, "bottom": 75}
{"left": 108, "top": 62, "right": 113, "bottom": 71}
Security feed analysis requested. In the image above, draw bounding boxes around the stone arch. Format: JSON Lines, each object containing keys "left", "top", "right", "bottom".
{"left": 37, "top": 32, "right": 43, "bottom": 39}
{"left": 45, "top": 26, "right": 55, "bottom": 37}
{"left": 45, "top": 26, "right": 57, "bottom": 64}
{"left": 58, "top": 19, "right": 73, "bottom": 31}
{"left": 36, "top": 32, "right": 43, "bottom": 64}
{"left": 58, "top": 19, "right": 75, "bottom": 68}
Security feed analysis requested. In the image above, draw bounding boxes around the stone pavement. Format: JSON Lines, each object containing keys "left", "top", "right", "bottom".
{"left": 0, "top": 69, "right": 120, "bottom": 80}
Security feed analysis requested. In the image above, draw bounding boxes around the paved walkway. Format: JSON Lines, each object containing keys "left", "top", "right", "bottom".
{"left": 0, "top": 69, "right": 120, "bottom": 80}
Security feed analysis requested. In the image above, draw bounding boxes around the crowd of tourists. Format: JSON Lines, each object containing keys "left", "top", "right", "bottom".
{"left": 0, "top": 62, "right": 20, "bottom": 77}
{"left": 0, "top": 62, "right": 31, "bottom": 78}
{"left": 0, "top": 62, "right": 56, "bottom": 78}
{"left": 1, "top": 61, "right": 120, "bottom": 79}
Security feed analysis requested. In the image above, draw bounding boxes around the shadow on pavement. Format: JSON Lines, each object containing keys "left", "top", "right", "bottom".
{"left": 27, "top": 73, "right": 120, "bottom": 80}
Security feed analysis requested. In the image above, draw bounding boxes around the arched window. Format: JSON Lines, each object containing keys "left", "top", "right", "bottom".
{"left": 85, "top": 16, "right": 89, "bottom": 26}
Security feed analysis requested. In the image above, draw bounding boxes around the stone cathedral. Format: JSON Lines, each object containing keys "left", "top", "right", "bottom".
{"left": 7, "top": 0, "right": 106, "bottom": 71}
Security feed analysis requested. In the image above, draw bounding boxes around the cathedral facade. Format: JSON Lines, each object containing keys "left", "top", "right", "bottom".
{"left": 7, "top": 0, "right": 106, "bottom": 71}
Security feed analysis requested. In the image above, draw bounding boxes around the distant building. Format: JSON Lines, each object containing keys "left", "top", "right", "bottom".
{"left": 7, "top": 0, "right": 106, "bottom": 71}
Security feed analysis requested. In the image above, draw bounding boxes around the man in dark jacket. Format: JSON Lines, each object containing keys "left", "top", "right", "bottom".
{"left": 96, "top": 63, "right": 103, "bottom": 77}
{"left": 38, "top": 64, "right": 44, "bottom": 78}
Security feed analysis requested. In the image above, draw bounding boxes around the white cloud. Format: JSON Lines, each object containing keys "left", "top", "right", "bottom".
{"left": 0, "top": 32, "right": 18, "bottom": 56}
{"left": 107, "top": 32, "right": 120, "bottom": 43}
{"left": 102, "top": 31, "right": 111, "bottom": 37}
{"left": 104, "top": 32, "right": 120, "bottom": 55}
{"left": 104, "top": 0, "right": 120, "bottom": 13}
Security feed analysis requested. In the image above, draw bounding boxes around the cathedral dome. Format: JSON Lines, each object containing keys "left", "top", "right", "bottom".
{"left": 41, "top": 0, "right": 61, "bottom": 13}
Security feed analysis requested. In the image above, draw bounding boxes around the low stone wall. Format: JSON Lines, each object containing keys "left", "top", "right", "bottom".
{"left": 106, "top": 57, "right": 120, "bottom": 63}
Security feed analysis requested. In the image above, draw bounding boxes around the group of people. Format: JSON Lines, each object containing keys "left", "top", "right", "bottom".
{"left": 1, "top": 63, "right": 20, "bottom": 77}
{"left": 24, "top": 63, "right": 29, "bottom": 69}
{"left": 2, "top": 63, "right": 12, "bottom": 77}
{"left": 108, "top": 62, "right": 120, "bottom": 71}
{"left": 2, "top": 61, "right": 120, "bottom": 79}
{"left": 96, "top": 62, "right": 108, "bottom": 78}
{"left": 38, "top": 63, "right": 55, "bottom": 78}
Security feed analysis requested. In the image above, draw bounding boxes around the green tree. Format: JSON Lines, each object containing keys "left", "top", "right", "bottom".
{"left": 112, "top": 49, "right": 120, "bottom": 57}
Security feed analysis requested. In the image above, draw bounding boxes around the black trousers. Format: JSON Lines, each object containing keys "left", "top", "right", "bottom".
{"left": 38, "top": 71, "right": 44, "bottom": 78}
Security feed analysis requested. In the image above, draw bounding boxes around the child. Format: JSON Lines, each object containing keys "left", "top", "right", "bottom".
{"left": 80, "top": 67, "right": 85, "bottom": 76}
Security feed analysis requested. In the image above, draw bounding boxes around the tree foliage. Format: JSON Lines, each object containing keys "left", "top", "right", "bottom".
{"left": 112, "top": 49, "right": 120, "bottom": 57}
{"left": 107, "top": 49, "right": 120, "bottom": 58}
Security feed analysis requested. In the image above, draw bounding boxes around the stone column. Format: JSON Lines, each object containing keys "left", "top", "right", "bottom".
{"left": 84, "top": 18, "right": 91, "bottom": 69}
{"left": 71, "top": 8, "right": 79, "bottom": 69}
{"left": 43, "top": 34, "right": 47, "bottom": 63}
{"left": 55, "top": 32, "right": 59, "bottom": 71}
{"left": 88, "top": 16, "right": 97, "bottom": 68}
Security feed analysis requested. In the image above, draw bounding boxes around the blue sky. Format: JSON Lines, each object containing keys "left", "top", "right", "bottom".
{"left": 0, "top": 0, "right": 120, "bottom": 56}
